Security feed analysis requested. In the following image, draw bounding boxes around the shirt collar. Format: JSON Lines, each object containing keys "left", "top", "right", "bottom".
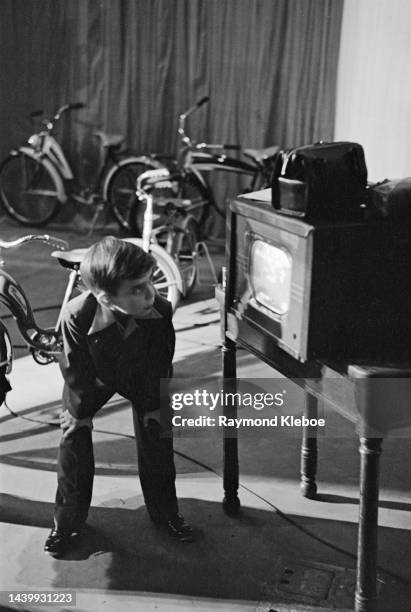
{"left": 88, "top": 302, "right": 163, "bottom": 338}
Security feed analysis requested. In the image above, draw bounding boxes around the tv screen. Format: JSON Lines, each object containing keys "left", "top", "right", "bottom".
{"left": 249, "top": 240, "right": 292, "bottom": 316}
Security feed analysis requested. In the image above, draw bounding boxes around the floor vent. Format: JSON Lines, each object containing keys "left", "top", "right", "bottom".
{"left": 257, "top": 559, "right": 357, "bottom": 611}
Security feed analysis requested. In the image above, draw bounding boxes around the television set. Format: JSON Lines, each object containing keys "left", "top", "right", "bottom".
{"left": 225, "top": 190, "right": 411, "bottom": 363}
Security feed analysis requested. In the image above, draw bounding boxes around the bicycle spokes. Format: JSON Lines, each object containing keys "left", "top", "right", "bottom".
{"left": 0, "top": 154, "right": 60, "bottom": 225}
{"left": 152, "top": 266, "right": 178, "bottom": 289}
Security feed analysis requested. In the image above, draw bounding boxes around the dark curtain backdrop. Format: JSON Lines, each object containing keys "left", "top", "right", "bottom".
{"left": 0, "top": 0, "right": 343, "bottom": 217}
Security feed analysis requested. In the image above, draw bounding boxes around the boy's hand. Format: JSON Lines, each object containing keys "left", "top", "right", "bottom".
{"left": 143, "top": 409, "right": 161, "bottom": 428}
{"left": 60, "top": 409, "right": 93, "bottom": 438}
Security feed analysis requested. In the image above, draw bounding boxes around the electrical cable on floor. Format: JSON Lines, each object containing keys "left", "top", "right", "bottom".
{"left": 2, "top": 397, "right": 410, "bottom": 588}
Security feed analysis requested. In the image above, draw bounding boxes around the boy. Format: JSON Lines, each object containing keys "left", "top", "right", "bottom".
{"left": 44, "top": 236, "right": 193, "bottom": 557}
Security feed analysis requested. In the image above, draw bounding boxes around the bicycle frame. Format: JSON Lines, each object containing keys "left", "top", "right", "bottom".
{"left": 0, "top": 319, "right": 12, "bottom": 405}
{"left": 134, "top": 167, "right": 219, "bottom": 297}
{"left": 0, "top": 269, "right": 62, "bottom": 358}
{"left": 186, "top": 150, "right": 256, "bottom": 175}
{"left": 0, "top": 319, "right": 12, "bottom": 372}
{"left": 8, "top": 109, "right": 76, "bottom": 207}
{"left": 135, "top": 169, "right": 185, "bottom": 294}
{"left": 27, "top": 132, "right": 74, "bottom": 179}
{"left": 15, "top": 146, "right": 67, "bottom": 204}
{"left": 0, "top": 234, "right": 69, "bottom": 365}
{"left": 144, "top": 97, "right": 277, "bottom": 207}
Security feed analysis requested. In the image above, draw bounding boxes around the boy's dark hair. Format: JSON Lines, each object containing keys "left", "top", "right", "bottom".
{"left": 80, "top": 236, "right": 156, "bottom": 295}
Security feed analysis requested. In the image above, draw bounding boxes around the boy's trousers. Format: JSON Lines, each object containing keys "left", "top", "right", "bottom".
{"left": 53, "top": 405, "right": 178, "bottom": 532}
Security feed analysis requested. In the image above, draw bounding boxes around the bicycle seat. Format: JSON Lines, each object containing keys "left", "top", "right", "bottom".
{"left": 243, "top": 145, "right": 280, "bottom": 163}
{"left": 51, "top": 248, "right": 87, "bottom": 269}
{"left": 93, "top": 131, "right": 124, "bottom": 149}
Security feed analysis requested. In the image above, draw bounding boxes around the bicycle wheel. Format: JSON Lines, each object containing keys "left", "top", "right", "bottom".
{"left": 151, "top": 247, "right": 181, "bottom": 311}
{"left": 106, "top": 160, "right": 159, "bottom": 231}
{"left": 0, "top": 153, "right": 60, "bottom": 226}
{"left": 124, "top": 238, "right": 181, "bottom": 311}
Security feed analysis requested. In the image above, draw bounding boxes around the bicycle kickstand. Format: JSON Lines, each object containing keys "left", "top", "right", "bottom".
{"left": 86, "top": 201, "right": 106, "bottom": 237}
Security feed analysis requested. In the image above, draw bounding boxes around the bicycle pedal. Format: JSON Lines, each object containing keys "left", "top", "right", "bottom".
{"left": 72, "top": 194, "right": 92, "bottom": 206}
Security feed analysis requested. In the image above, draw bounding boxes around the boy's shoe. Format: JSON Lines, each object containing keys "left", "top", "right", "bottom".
{"left": 44, "top": 529, "right": 75, "bottom": 558}
{"left": 165, "top": 514, "right": 195, "bottom": 542}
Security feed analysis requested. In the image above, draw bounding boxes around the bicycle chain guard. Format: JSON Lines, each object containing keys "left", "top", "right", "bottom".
{"left": 0, "top": 270, "right": 62, "bottom": 362}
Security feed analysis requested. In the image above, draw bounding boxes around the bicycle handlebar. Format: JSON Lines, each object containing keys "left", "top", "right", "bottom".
{"left": 178, "top": 96, "right": 210, "bottom": 143}
{"left": 177, "top": 98, "right": 244, "bottom": 153}
{"left": 30, "top": 109, "right": 44, "bottom": 119}
{"left": 31, "top": 102, "right": 85, "bottom": 131}
{"left": 0, "top": 235, "right": 68, "bottom": 251}
{"left": 195, "top": 142, "right": 241, "bottom": 151}
{"left": 196, "top": 96, "right": 209, "bottom": 108}
{"left": 179, "top": 96, "right": 209, "bottom": 121}
{"left": 69, "top": 102, "right": 85, "bottom": 110}
{"left": 53, "top": 102, "right": 85, "bottom": 122}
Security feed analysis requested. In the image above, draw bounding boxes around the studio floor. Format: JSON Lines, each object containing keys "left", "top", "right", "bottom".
{"left": 0, "top": 213, "right": 410, "bottom": 612}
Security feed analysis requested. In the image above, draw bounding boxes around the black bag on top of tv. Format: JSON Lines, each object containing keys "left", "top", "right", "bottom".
{"left": 271, "top": 141, "right": 368, "bottom": 221}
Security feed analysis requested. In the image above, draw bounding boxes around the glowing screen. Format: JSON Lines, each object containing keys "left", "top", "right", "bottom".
{"left": 250, "top": 240, "right": 292, "bottom": 315}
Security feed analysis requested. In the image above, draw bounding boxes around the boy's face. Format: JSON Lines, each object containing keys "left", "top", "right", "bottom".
{"left": 102, "top": 268, "right": 156, "bottom": 317}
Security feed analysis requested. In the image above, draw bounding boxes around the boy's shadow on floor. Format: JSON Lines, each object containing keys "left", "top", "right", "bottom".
{"left": 2, "top": 492, "right": 411, "bottom": 604}
{"left": 0, "top": 491, "right": 357, "bottom": 602}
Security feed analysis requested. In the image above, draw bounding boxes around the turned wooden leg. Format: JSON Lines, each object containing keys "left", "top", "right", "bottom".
{"left": 354, "top": 436, "right": 382, "bottom": 612}
{"left": 300, "top": 392, "right": 318, "bottom": 499}
{"left": 222, "top": 337, "right": 240, "bottom": 515}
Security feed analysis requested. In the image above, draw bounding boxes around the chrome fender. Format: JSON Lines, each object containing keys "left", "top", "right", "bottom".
{"left": 123, "top": 238, "right": 184, "bottom": 295}
{"left": 17, "top": 147, "right": 67, "bottom": 203}
{"left": 102, "top": 155, "right": 166, "bottom": 202}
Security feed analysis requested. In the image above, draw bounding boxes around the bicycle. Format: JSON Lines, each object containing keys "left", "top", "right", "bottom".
{"left": 128, "top": 96, "right": 280, "bottom": 233}
{"left": 0, "top": 102, "right": 163, "bottom": 230}
{"left": 135, "top": 167, "right": 202, "bottom": 297}
{"left": 0, "top": 226, "right": 183, "bottom": 381}
{"left": 0, "top": 234, "right": 69, "bottom": 368}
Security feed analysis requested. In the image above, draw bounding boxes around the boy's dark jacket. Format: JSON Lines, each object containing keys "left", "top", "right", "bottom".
{"left": 59, "top": 291, "right": 175, "bottom": 419}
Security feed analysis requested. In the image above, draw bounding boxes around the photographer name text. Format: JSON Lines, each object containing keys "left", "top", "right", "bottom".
{"left": 172, "top": 415, "right": 325, "bottom": 428}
